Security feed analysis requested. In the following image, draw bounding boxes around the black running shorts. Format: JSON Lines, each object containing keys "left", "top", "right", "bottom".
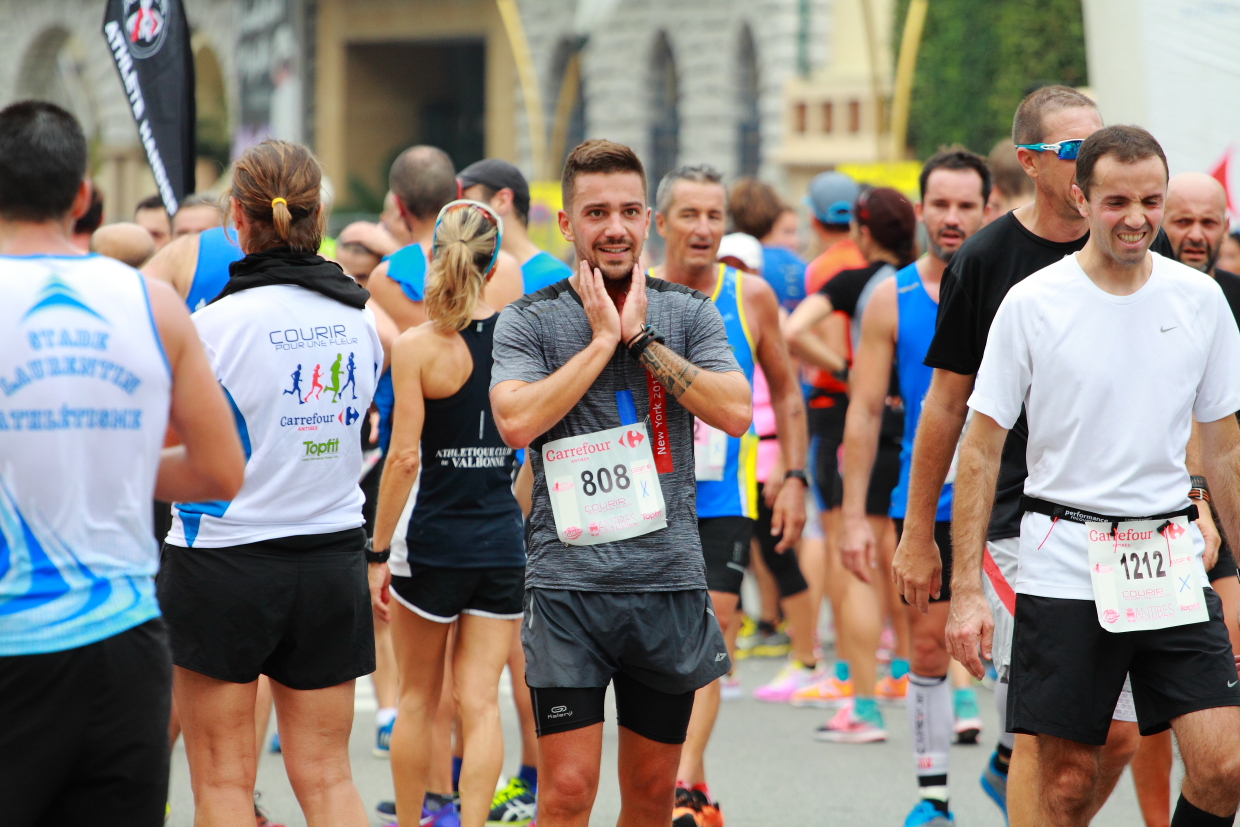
{"left": 1207, "top": 541, "right": 1238, "bottom": 584}
{"left": 894, "top": 519, "right": 954, "bottom": 602}
{"left": 699, "top": 516, "right": 754, "bottom": 595}
{"left": 530, "top": 671, "right": 696, "bottom": 744}
{"left": 1008, "top": 589, "right": 1240, "bottom": 744}
{"left": 756, "top": 497, "right": 809, "bottom": 598}
{"left": 866, "top": 439, "right": 902, "bottom": 517}
{"left": 809, "top": 394, "right": 847, "bottom": 510}
{"left": 390, "top": 564, "right": 525, "bottom": 623}
{"left": 522, "top": 588, "right": 729, "bottom": 696}
{"left": 158, "top": 528, "right": 375, "bottom": 690}
{"left": 0, "top": 619, "right": 171, "bottom": 827}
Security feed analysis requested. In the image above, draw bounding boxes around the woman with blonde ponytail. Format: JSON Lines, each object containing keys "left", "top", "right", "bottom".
{"left": 158, "top": 140, "right": 381, "bottom": 827}
{"left": 368, "top": 200, "right": 525, "bottom": 827}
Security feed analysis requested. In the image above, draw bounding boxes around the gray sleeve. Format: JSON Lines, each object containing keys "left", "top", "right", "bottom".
{"left": 686, "top": 296, "right": 742, "bottom": 374}
{"left": 490, "top": 305, "right": 550, "bottom": 388}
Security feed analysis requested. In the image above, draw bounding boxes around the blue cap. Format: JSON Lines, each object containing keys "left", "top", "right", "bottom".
{"left": 804, "top": 171, "right": 859, "bottom": 226}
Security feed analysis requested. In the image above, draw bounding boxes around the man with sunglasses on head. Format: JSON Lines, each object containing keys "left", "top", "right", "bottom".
{"left": 891, "top": 86, "right": 1175, "bottom": 827}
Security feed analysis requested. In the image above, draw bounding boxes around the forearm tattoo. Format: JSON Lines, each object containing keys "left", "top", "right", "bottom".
{"left": 639, "top": 342, "right": 700, "bottom": 399}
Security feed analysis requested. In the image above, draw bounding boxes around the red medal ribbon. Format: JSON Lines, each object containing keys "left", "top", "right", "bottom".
{"left": 646, "top": 372, "right": 674, "bottom": 474}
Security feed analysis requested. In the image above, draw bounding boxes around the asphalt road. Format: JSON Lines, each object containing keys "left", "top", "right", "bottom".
{"left": 166, "top": 655, "right": 1164, "bottom": 827}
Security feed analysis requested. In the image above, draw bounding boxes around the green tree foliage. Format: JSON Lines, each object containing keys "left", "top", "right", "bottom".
{"left": 894, "top": 0, "right": 1088, "bottom": 159}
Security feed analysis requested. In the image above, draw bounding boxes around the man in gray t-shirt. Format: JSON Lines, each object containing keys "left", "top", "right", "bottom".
{"left": 490, "top": 140, "right": 751, "bottom": 827}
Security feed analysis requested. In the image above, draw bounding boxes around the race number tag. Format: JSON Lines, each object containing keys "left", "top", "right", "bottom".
{"left": 694, "top": 418, "right": 728, "bottom": 482}
{"left": 1087, "top": 517, "right": 1208, "bottom": 632}
{"left": 541, "top": 423, "right": 668, "bottom": 546}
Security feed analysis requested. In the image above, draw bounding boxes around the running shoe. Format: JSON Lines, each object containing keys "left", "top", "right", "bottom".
{"left": 903, "top": 799, "right": 955, "bottom": 826}
{"left": 719, "top": 673, "right": 743, "bottom": 701}
{"left": 752, "top": 659, "right": 821, "bottom": 703}
{"left": 254, "top": 792, "right": 284, "bottom": 827}
{"left": 750, "top": 623, "right": 791, "bottom": 658}
{"left": 672, "top": 787, "right": 723, "bottom": 827}
{"left": 488, "top": 777, "right": 537, "bottom": 826}
{"left": 812, "top": 703, "right": 886, "bottom": 743}
{"left": 875, "top": 673, "right": 909, "bottom": 704}
{"left": 374, "top": 717, "right": 394, "bottom": 758}
{"left": 980, "top": 751, "right": 1009, "bottom": 824}
{"left": 952, "top": 688, "right": 983, "bottom": 744}
{"left": 268, "top": 730, "right": 281, "bottom": 753}
{"left": 377, "top": 800, "right": 462, "bottom": 827}
{"left": 734, "top": 615, "right": 760, "bottom": 654}
{"left": 790, "top": 675, "right": 853, "bottom": 708}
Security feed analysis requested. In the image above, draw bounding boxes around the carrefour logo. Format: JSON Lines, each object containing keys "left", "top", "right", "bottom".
{"left": 303, "top": 438, "right": 340, "bottom": 460}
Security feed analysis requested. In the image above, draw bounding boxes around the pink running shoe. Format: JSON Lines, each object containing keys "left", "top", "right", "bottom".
{"left": 790, "top": 675, "right": 853, "bottom": 708}
{"left": 813, "top": 704, "right": 887, "bottom": 743}
{"left": 752, "top": 660, "right": 822, "bottom": 703}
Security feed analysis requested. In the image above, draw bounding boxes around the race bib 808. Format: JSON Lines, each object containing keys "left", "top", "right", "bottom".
{"left": 541, "top": 423, "right": 667, "bottom": 546}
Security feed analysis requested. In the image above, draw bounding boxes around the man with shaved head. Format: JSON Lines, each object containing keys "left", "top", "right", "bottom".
{"left": 1166, "top": 171, "right": 1240, "bottom": 643}
{"left": 90, "top": 222, "right": 156, "bottom": 268}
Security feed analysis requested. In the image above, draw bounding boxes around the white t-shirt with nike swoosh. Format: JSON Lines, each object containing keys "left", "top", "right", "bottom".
{"left": 969, "top": 251, "right": 1240, "bottom": 599}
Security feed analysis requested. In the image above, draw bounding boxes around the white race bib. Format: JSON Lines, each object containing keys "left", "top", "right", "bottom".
{"left": 1087, "top": 516, "right": 1208, "bottom": 632}
{"left": 693, "top": 417, "right": 728, "bottom": 482}
{"left": 541, "top": 423, "right": 668, "bottom": 546}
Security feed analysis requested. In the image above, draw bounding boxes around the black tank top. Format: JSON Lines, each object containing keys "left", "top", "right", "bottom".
{"left": 406, "top": 314, "right": 525, "bottom": 567}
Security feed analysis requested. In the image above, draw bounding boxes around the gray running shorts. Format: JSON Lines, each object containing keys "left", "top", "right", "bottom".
{"left": 522, "top": 588, "right": 730, "bottom": 695}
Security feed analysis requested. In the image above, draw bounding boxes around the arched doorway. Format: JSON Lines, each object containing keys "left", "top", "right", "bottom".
{"left": 736, "top": 24, "right": 761, "bottom": 178}
{"left": 194, "top": 43, "right": 229, "bottom": 189}
{"left": 17, "top": 28, "right": 97, "bottom": 140}
{"left": 649, "top": 32, "right": 679, "bottom": 190}
{"left": 548, "top": 37, "right": 586, "bottom": 171}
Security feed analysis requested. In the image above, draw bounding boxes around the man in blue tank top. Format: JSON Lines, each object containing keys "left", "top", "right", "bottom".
{"left": 652, "top": 165, "right": 808, "bottom": 820}
{"left": 460, "top": 158, "right": 573, "bottom": 295}
{"left": 0, "top": 101, "right": 245, "bottom": 827}
{"left": 142, "top": 221, "right": 244, "bottom": 312}
{"left": 837, "top": 150, "right": 990, "bottom": 827}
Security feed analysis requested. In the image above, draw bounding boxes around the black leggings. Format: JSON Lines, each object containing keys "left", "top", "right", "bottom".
{"left": 755, "top": 496, "right": 809, "bottom": 599}
{"left": 529, "top": 671, "right": 696, "bottom": 744}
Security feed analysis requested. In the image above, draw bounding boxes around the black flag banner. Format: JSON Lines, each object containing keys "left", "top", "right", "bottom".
{"left": 102, "top": 0, "right": 196, "bottom": 215}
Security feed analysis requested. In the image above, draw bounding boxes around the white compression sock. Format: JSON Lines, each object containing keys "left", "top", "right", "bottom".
{"left": 994, "top": 678, "right": 1015, "bottom": 750}
{"left": 908, "top": 672, "right": 953, "bottom": 807}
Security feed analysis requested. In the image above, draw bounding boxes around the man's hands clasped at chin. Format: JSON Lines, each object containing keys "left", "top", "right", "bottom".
{"left": 577, "top": 261, "right": 648, "bottom": 348}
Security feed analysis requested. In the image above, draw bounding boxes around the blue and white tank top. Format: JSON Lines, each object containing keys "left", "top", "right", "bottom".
{"left": 889, "top": 262, "right": 952, "bottom": 521}
{"left": 0, "top": 255, "right": 171, "bottom": 655}
{"left": 185, "top": 226, "right": 244, "bottom": 312}
{"left": 385, "top": 242, "right": 429, "bottom": 302}
{"left": 695, "top": 265, "right": 759, "bottom": 520}
{"left": 167, "top": 284, "right": 382, "bottom": 547}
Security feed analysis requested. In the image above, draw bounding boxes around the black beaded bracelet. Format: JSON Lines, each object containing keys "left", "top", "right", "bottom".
{"left": 627, "top": 324, "right": 664, "bottom": 361}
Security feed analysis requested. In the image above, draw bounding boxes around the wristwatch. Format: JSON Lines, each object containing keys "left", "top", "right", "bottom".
{"left": 1189, "top": 475, "right": 1211, "bottom": 503}
{"left": 364, "top": 538, "right": 390, "bottom": 564}
{"left": 784, "top": 469, "right": 808, "bottom": 485}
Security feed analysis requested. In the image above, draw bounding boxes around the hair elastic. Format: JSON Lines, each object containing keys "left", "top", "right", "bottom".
{"left": 271, "top": 197, "right": 287, "bottom": 208}
{"left": 432, "top": 199, "right": 504, "bottom": 276}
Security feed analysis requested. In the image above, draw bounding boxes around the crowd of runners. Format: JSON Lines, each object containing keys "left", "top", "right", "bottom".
{"left": 5, "top": 77, "right": 1240, "bottom": 827}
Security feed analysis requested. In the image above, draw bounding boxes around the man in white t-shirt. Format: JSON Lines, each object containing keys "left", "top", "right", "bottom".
{"left": 947, "top": 125, "right": 1240, "bottom": 827}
